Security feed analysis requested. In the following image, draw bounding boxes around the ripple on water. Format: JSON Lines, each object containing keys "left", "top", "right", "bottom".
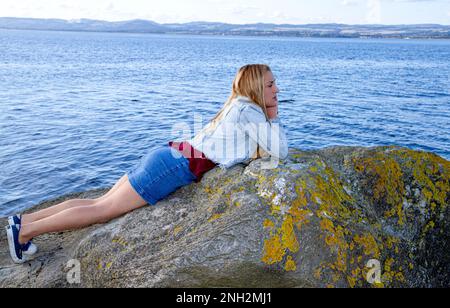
{"left": 0, "top": 30, "right": 449, "bottom": 216}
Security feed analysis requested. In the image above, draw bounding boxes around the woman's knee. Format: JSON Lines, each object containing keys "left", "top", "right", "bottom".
{"left": 94, "top": 195, "right": 108, "bottom": 202}
{"left": 90, "top": 203, "right": 116, "bottom": 223}
{"left": 61, "top": 198, "right": 99, "bottom": 209}
{"left": 92, "top": 199, "right": 128, "bottom": 222}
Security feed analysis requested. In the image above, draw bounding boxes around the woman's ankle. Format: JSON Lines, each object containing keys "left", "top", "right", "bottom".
{"left": 18, "top": 225, "right": 31, "bottom": 245}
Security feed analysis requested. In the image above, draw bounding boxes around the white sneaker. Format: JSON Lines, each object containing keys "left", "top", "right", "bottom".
{"left": 7, "top": 214, "right": 38, "bottom": 256}
{"left": 5, "top": 225, "right": 27, "bottom": 264}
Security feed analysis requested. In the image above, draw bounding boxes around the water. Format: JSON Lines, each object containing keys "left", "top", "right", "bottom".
{"left": 1, "top": 29, "right": 449, "bottom": 217}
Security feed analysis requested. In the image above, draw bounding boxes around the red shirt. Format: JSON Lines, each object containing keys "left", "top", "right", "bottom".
{"left": 168, "top": 141, "right": 217, "bottom": 183}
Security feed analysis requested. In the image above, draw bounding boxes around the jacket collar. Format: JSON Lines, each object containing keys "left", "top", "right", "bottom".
{"left": 235, "top": 95, "right": 253, "bottom": 103}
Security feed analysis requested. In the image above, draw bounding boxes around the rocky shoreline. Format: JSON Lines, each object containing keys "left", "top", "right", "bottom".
{"left": 1, "top": 145, "right": 449, "bottom": 288}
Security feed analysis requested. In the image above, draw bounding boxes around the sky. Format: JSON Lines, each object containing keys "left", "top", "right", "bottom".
{"left": 1, "top": 0, "right": 449, "bottom": 25}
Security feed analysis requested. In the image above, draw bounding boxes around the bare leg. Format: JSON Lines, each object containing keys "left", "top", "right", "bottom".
{"left": 21, "top": 174, "right": 129, "bottom": 225}
{"left": 95, "top": 174, "right": 128, "bottom": 201}
{"left": 22, "top": 199, "right": 97, "bottom": 225}
{"left": 19, "top": 177, "right": 147, "bottom": 244}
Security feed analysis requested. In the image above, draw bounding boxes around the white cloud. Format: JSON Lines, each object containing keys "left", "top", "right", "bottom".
{"left": 366, "top": 0, "right": 382, "bottom": 23}
{"left": 229, "top": 6, "right": 260, "bottom": 16}
{"left": 340, "top": 0, "right": 359, "bottom": 6}
{"left": 0, "top": 0, "right": 447, "bottom": 25}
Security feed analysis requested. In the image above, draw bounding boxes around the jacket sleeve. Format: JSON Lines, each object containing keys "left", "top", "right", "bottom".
{"left": 238, "top": 104, "right": 289, "bottom": 160}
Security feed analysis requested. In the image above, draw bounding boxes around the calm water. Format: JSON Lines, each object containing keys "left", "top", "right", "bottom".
{"left": 1, "top": 29, "right": 449, "bottom": 217}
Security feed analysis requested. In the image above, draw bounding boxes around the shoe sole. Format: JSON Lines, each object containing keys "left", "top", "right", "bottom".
{"left": 23, "top": 244, "right": 38, "bottom": 256}
{"left": 5, "top": 226, "right": 26, "bottom": 264}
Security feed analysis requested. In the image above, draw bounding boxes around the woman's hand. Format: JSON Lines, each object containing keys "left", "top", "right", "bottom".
{"left": 266, "top": 101, "right": 278, "bottom": 120}
{"left": 267, "top": 106, "right": 278, "bottom": 119}
{"left": 252, "top": 145, "right": 270, "bottom": 159}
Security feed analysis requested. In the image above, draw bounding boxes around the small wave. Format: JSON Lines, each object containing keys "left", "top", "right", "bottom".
{"left": 415, "top": 92, "right": 450, "bottom": 98}
{"left": 279, "top": 99, "right": 295, "bottom": 104}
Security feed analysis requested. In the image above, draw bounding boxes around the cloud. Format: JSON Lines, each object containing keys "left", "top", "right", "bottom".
{"left": 106, "top": 2, "right": 115, "bottom": 11}
{"left": 342, "top": 0, "right": 440, "bottom": 4}
{"left": 0, "top": 0, "right": 447, "bottom": 25}
{"left": 340, "top": 0, "right": 359, "bottom": 6}
{"left": 366, "top": 0, "right": 382, "bottom": 23}
{"left": 229, "top": 6, "right": 261, "bottom": 16}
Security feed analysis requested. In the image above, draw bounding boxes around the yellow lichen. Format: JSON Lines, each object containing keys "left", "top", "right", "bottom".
{"left": 309, "top": 166, "right": 319, "bottom": 173}
{"left": 310, "top": 162, "right": 358, "bottom": 281}
{"left": 423, "top": 220, "right": 435, "bottom": 234}
{"left": 319, "top": 218, "right": 349, "bottom": 273}
{"left": 112, "top": 237, "right": 128, "bottom": 247}
{"left": 281, "top": 216, "right": 300, "bottom": 253}
{"left": 352, "top": 152, "right": 406, "bottom": 225}
{"left": 382, "top": 257, "right": 406, "bottom": 285}
{"left": 289, "top": 183, "right": 312, "bottom": 229}
{"left": 314, "top": 268, "right": 322, "bottom": 280}
{"left": 390, "top": 149, "right": 450, "bottom": 238}
{"left": 262, "top": 234, "right": 285, "bottom": 265}
{"left": 285, "top": 256, "right": 297, "bottom": 272}
{"left": 261, "top": 177, "right": 311, "bottom": 271}
{"left": 260, "top": 148, "right": 448, "bottom": 287}
{"left": 173, "top": 226, "right": 183, "bottom": 236}
{"left": 353, "top": 234, "right": 381, "bottom": 259}
{"left": 347, "top": 268, "right": 362, "bottom": 288}
{"left": 98, "top": 261, "right": 113, "bottom": 271}
{"left": 311, "top": 164, "right": 355, "bottom": 222}
{"left": 208, "top": 213, "right": 223, "bottom": 223}
{"left": 385, "top": 236, "right": 400, "bottom": 250}
{"left": 263, "top": 219, "right": 275, "bottom": 229}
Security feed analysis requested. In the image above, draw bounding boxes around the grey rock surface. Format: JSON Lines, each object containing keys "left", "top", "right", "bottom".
{"left": 1, "top": 146, "right": 449, "bottom": 288}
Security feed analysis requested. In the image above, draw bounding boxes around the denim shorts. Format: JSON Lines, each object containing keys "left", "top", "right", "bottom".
{"left": 127, "top": 145, "right": 197, "bottom": 205}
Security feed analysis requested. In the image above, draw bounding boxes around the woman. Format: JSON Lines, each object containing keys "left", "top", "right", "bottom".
{"left": 6, "top": 64, "right": 289, "bottom": 264}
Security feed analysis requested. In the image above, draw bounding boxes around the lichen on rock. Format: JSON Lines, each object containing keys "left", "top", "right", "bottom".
{"left": 0, "top": 146, "right": 448, "bottom": 288}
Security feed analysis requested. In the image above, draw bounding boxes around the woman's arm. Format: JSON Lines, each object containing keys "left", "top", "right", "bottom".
{"left": 238, "top": 104, "right": 289, "bottom": 160}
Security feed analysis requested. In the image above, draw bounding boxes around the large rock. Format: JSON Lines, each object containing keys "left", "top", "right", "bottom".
{"left": 0, "top": 146, "right": 449, "bottom": 288}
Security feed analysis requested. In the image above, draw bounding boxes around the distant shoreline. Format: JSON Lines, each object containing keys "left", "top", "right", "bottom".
{"left": 1, "top": 17, "right": 450, "bottom": 40}
{"left": 2, "top": 27, "right": 450, "bottom": 41}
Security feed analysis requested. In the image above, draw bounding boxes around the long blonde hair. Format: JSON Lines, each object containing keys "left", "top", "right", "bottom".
{"left": 200, "top": 64, "right": 272, "bottom": 136}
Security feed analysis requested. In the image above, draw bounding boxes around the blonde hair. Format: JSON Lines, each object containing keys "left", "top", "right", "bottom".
{"left": 200, "top": 64, "right": 272, "bottom": 136}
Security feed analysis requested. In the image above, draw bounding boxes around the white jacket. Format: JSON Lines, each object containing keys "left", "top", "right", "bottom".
{"left": 187, "top": 95, "right": 289, "bottom": 169}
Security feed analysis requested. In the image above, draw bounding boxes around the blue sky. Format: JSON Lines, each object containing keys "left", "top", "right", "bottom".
{"left": 1, "top": 0, "right": 449, "bottom": 25}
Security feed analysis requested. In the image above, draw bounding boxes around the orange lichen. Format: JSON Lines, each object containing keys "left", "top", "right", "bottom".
{"left": 262, "top": 234, "right": 284, "bottom": 265}
{"left": 208, "top": 213, "right": 223, "bottom": 223}
{"left": 173, "top": 226, "right": 183, "bottom": 236}
{"left": 347, "top": 267, "right": 362, "bottom": 288}
{"left": 353, "top": 234, "right": 381, "bottom": 259}
{"left": 260, "top": 147, "right": 448, "bottom": 287}
{"left": 285, "top": 256, "right": 297, "bottom": 272}
{"left": 352, "top": 152, "right": 406, "bottom": 225}
{"left": 382, "top": 257, "right": 406, "bottom": 285}
{"left": 261, "top": 177, "right": 311, "bottom": 271}
{"left": 281, "top": 216, "right": 300, "bottom": 253}
{"left": 263, "top": 219, "right": 275, "bottom": 229}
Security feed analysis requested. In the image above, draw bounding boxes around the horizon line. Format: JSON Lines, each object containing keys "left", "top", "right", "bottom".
{"left": 1, "top": 16, "right": 449, "bottom": 27}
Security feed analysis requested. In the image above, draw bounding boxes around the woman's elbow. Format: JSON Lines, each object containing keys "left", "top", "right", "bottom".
{"left": 271, "top": 146, "right": 288, "bottom": 160}
{"left": 280, "top": 148, "right": 289, "bottom": 160}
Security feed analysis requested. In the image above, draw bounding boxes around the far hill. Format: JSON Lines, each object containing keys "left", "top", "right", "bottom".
{"left": 1, "top": 17, "right": 449, "bottom": 39}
